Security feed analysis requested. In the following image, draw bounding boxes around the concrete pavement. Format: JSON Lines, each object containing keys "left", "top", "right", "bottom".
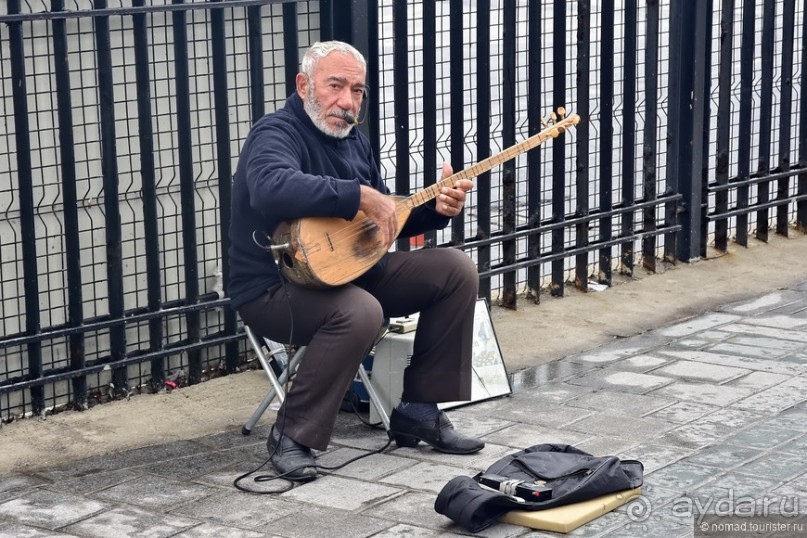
{"left": 1, "top": 281, "right": 806, "bottom": 537}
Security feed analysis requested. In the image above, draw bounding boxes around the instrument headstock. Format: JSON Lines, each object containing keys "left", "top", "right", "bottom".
{"left": 540, "top": 106, "right": 581, "bottom": 137}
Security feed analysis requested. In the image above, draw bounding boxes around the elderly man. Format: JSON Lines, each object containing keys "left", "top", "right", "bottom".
{"left": 228, "top": 41, "right": 483, "bottom": 481}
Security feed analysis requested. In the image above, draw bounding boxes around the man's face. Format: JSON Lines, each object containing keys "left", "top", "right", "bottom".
{"left": 297, "top": 51, "right": 366, "bottom": 138}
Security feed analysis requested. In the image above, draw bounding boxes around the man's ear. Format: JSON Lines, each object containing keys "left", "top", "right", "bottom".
{"left": 296, "top": 73, "right": 309, "bottom": 99}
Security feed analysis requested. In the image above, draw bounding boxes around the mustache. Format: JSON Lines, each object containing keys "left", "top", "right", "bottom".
{"left": 329, "top": 110, "right": 359, "bottom": 125}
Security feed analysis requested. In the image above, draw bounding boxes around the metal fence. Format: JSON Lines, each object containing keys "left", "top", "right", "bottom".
{"left": 1, "top": 0, "right": 805, "bottom": 421}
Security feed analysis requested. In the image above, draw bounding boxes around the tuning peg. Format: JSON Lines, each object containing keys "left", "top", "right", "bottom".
{"left": 541, "top": 116, "right": 549, "bottom": 128}
{"left": 557, "top": 106, "right": 566, "bottom": 118}
{"left": 550, "top": 111, "right": 558, "bottom": 122}
{"left": 549, "top": 128, "right": 559, "bottom": 137}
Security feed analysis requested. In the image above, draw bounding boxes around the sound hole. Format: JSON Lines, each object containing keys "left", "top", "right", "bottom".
{"left": 282, "top": 253, "right": 294, "bottom": 268}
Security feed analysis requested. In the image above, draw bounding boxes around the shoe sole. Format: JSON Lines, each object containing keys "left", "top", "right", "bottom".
{"left": 390, "top": 431, "right": 484, "bottom": 455}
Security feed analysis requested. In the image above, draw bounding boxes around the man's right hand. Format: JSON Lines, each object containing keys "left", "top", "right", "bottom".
{"left": 358, "top": 185, "right": 397, "bottom": 248}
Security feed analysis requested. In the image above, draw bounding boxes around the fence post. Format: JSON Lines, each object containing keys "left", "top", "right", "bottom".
{"left": 665, "top": 0, "right": 709, "bottom": 262}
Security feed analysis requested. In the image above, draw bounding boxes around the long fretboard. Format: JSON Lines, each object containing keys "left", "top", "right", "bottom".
{"left": 405, "top": 112, "right": 580, "bottom": 209}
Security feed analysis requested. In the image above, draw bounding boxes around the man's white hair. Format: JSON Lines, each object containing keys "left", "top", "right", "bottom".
{"left": 301, "top": 41, "right": 366, "bottom": 77}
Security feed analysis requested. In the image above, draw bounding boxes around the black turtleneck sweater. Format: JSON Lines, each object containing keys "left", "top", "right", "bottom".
{"left": 227, "top": 93, "right": 450, "bottom": 310}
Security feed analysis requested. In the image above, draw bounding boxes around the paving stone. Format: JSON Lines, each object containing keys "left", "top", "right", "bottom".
{"left": 618, "top": 444, "right": 691, "bottom": 474}
{"left": 720, "top": 322, "right": 807, "bottom": 343}
{"left": 651, "top": 360, "right": 749, "bottom": 383}
{"left": 172, "top": 522, "right": 268, "bottom": 537}
{"left": 564, "top": 390, "right": 675, "bottom": 418}
{"left": 44, "top": 469, "right": 138, "bottom": 497}
{"left": 565, "top": 412, "right": 676, "bottom": 441}
{"left": 369, "top": 523, "right": 437, "bottom": 538}
{"left": 380, "top": 462, "right": 478, "bottom": 494}
{"left": 734, "top": 452, "right": 807, "bottom": 482}
{"left": 655, "top": 349, "right": 807, "bottom": 376}
{"left": 727, "top": 335, "right": 806, "bottom": 353}
{"left": 614, "top": 354, "right": 671, "bottom": 372}
{"left": 726, "top": 370, "right": 791, "bottom": 391}
{"left": 171, "top": 490, "right": 298, "bottom": 528}
{"left": 315, "top": 449, "right": 414, "bottom": 481}
{"left": 654, "top": 421, "right": 738, "bottom": 451}
{"left": 645, "top": 401, "right": 719, "bottom": 424}
{"left": 141, "top": 450, "right": 239, "bottom": 480}
{"left": 650, "top": 381, "right": 754, "bottom": 406}
{"left": 741, "top": 315, "right": 807, "bottom": 330}
{"left": 362, "top": 491, "right": 459, "bottom": 532}
{"left": 722, "top": 423, "right": 800, "bottom": 450}
{"left": 387, "top": 442, "right": 513, "bottom": 473}
{"left": 723, "top": 291, "right": 804, "bottom": 315}
{"left": 646, "top": 461, "right": 720, "bottom": 492}
{"left": 566, "top": 370, "right": 674, "bottom": 394}
{"left": 483, "top": 423, "right": 590, "bottom": 449}
{"left": 602, "top": 515, "right": 692, "bottom": 538}
{"left": 564, "top": 509, "right": 626, "bottom": 536}
{"left": 0, "top": 489, "right": 108, "bottom": 529}
{"left": 690, "top": 408, "right": 764, "bottom": 431}
{"left": 0, "top": 475, "right": 50, "bottom": 503}
{"left": 658, "top": 313, "right": 740, "bottom": 337}
{"left": 0, "top": 523, "right": 74, "bottom": 537}
{"left": 573, "top": 436, "right": 640, "bottom": 457}
{"left": 63, "top": 506, "right": 198, "bottom": 537}
{"left": 765, "top": 406, "right": 807, "bottom": 431}
{"left": 508, "top": 360, "right": 596, "bottom": 389}
{"left": 689, "top": 471, "right": 780, "bottom": 504}
{"left": 91, "top": 474, "right": 215, "bottom": 510}
{"left": 731, "top": 378, "right": 807, "bottom": 414}
{"left": 470, "top": 382, "right": 594, "bottom": 406}
{"left": 482, "top": 399, "right": 593, "bottom": 428}
{"left": 777, "top": 434, "right": 807, "bottom": 456}
{"left": 280, "top": 474, "right": 402, "bottom": 511}
{"left": 682, "top": 444, "right": 763, "bottom": 470}
{"left": 258, "top": 505, "right": 391, "bottom": 538}
{"left": 709, "top": 342, "right": 790, "bottom": 360}
{"left": 568, "top": 348, "right": 645, "bottom": 365}
{"left": 676, "top": 338, "right": 710, "bottom": 349}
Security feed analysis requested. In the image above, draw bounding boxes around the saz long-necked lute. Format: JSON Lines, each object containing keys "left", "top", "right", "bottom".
{"left": 272, "top": 108, "right": 580, "bottom": 288}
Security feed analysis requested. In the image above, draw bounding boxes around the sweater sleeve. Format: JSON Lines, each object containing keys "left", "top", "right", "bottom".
{"left": 243, "top": 121, "right": 362, "bottom": 223}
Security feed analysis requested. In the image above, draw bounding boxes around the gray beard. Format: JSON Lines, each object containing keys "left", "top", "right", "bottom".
{"left": 303, "top": 87, "right": 353, "bottom": 139}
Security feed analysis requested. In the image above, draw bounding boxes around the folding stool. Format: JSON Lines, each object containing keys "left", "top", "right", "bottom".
{"left": 241, "top": 324, "right": 391, "bottom": 436}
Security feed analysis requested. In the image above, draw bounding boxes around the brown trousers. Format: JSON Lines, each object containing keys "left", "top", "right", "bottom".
{"left": 238, "top": 247, "right": 478, "bottom": 450}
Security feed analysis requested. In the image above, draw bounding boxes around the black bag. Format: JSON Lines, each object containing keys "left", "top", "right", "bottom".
{"left": 434, "top": 443, "right": 643, "bottom": 533}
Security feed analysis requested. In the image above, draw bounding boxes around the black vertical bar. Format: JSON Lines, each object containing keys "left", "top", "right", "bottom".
{"left": 283, "top": 2, "right": 299, "bottom": 97}
{"left": 8, "top": 0, "right": 44, "bottom": 414}
{"left": 755, "top": 0, "right": 775, "bottom": 242}
{"left": 332, "top": 0, "right": 353, "bottom": 42}
{"left": 643, "top": 0, "right": 659, "bottom": 271}
{"left": 598, "top": 0, "right": 614, "bottom": 286}
{"left": 320, "top": 0, "right": 333, "bottom": 41}
{"left": 476, "top": 0, "right": 491, "bottom": 301}
{"left": 422, "top": 1, "right": 438, "bottom": 248}
{"left": 247, "top": 5, "right": 265, "bottom": 122}
{"left": 449, "top": 0, "right": 465, "bottom": 245}
{"left": 211, "top": 0, "right": 239, "bottom": 371}
{"left": 365, "top": 0, "right": 381, "bottom": 163}
{"left": 501, "top": 0, "right": 516, "bottom": 308}
{"left": 699, "top": 0, "right": 713, "bottom": 259}
{"left": 799, "top": 0, "right": 807, "bottom": 230}
{"left": 550, "top": 0, "right": 567, "bottom": 297}
{"left": 172, "top": 0, "right": 201, "bottom": 384}
{"left": 95, "top": 0, "right": 128, "bottom": 396}
{"left": 714, "top": 0, "right": 734, "bottom": 252}
{"left": 736, "top": 0, "right": 755, "bottom": 246}
{"left": 621, "top": 0, "right": 637, "bottom": 275}
{"left": 133, "top": 0, "right": 165, "bottom": 391}
{"left": 393, "top": 0, "right": 410, "bottom": 252}
{"left": 526, "top": 0, "right": 542, "bottom": 301}
{"left": 776, "top": 0, "right": 795, "bottom": 236}
{"left": 52, "top": 0, "right": 86, "bottom": 409}
{"left": 574, "top": 0, "right": 590, "bottom": 292}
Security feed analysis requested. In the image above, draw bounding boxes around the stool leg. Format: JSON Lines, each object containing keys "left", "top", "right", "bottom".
{"left": 357, "top": 363, "right": 390, "bottom": 431}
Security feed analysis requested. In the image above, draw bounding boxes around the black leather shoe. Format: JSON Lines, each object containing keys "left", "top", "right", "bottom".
{"left": 389, "top": 409, "right": 485, "bottom": 454}
{"left": 267, "top": 426, "right": 318, "bottom": 481}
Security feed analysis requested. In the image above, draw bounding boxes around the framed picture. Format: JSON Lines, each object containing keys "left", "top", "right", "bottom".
{"left": 440, "top": 298, "right": 512, "bottom": 409}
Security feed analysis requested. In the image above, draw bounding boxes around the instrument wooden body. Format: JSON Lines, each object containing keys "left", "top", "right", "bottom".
{"left": 272, "top": 110, "right": 580, "bottom": 288}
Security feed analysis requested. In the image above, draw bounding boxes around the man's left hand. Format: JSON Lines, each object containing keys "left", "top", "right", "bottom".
{"left": 435, "top": 162, "right": 474, "bottom": 218}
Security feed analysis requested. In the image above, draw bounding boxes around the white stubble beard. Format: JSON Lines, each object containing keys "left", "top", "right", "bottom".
{"left": 303, "top": 85, "right": 354, "bottom": 139}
